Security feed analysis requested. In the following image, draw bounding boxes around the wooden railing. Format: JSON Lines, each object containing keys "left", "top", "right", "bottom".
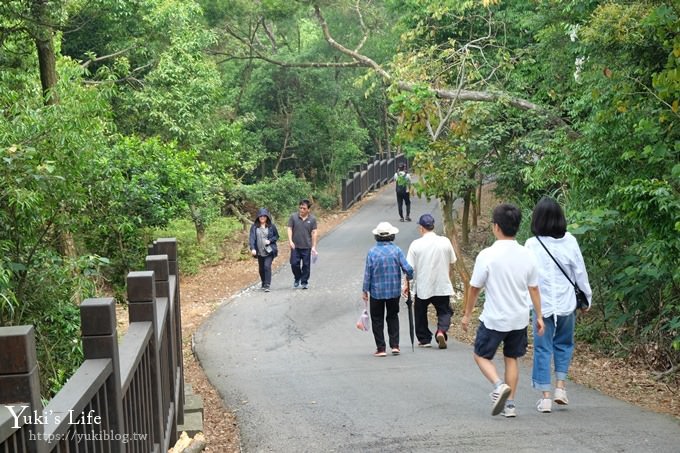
{"left": 0, "top": 238, "right": 184, "bottom": 453}
{"left": 341, "top": 153, "right": 406, "bottom": 210}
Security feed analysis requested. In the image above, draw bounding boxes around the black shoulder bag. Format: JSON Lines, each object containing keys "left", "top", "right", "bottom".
{"left": 535, "top": 236, "right": 590, "bottom": 311}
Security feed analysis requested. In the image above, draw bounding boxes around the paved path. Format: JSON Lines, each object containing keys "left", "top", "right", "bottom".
{"left": 195, "top": 186, "right": 680, "bottom": 452}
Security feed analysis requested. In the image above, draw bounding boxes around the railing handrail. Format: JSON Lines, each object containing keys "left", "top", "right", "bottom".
{"left": 0, "top": 238, "right": 184, "bottom": 453}
{"left": 341, "top": 153, "right": 407, "bottom": 210}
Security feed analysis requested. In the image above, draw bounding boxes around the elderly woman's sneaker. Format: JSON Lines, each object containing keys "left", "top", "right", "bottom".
{"left": 536, "top": 398, "right": 552, "bottom": 413}
{"left": 554, "top": 387, "right": 569, "bottom": 405}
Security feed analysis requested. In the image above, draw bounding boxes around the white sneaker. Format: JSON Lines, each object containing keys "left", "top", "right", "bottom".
{"left": 536, "top": 398, "right": 552, "bottom": 413}
{"left": 554, "top": 387, "right": 569, "bottom": 405}
{"left": 501, "top": 404, "right": 517, "bottom": 418}
{"left": 489, "top": 384, "right": 511, "bottom": 416}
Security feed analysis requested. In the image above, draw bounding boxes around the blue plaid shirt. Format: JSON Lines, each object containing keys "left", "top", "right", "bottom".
{"left": 362, "top": 242, "right": 414, "bottom": 299}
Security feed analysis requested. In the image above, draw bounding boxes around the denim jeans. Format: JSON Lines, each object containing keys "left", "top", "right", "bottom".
{"left": 532, "top": 311, "right": 575, "bottom": 391}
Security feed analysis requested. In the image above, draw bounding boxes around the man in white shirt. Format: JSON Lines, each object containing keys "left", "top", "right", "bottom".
{"left": 462, "top": 203, "right": 545, "bottom": 418}
{"left": 406, "top": 214, "right": 457, "bottom": 349}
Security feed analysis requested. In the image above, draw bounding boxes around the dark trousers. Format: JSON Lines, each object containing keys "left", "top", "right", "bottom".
{"left": 257, "top": 255, "right": 274, "bottom": 287}
{"left": 396, "top": 191, "right": 411, "bottom": 219}
{"left": 370, "top": 296, "right": 400, "bottom": 351}
{"left": 290, "top": 247, "right": 311, "bottom": 284}
{"left": 414, "top": 295, "right": 452, "bottom": 344}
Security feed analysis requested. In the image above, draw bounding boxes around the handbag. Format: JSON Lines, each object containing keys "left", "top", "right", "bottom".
{"left": 535, "top": 236, "right": 590, "bottom": 311}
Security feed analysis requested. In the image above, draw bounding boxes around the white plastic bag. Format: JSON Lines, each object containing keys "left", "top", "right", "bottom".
{"left": 356, "top": 308, "right": 370, "bottom": 332}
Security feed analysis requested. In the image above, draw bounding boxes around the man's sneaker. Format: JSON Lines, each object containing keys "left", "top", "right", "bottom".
{"left": 301, "top": 283, "right": 308, "bottom": 290}
{"left": 536, "top": 398, "right": 552, "bottom": 413}
{"left": 417, "top": 342, "right": 432, "bottom": 348}
{"left": 554, "top": 387, "right": 569, "bottom": 405}
{"left": 490, "top": 384, "right": 511, "bottom": 416}
{"left": 293, "top": 280, "right": 300, "bottom": 288}
{"left": 391, "top": 347, "right": 400, "bottom": 355}
{"left": 501, "top": 404, "right": 517, "bottom": 418}
{"left": 263, "top": 286, "right": 270, "bottom": 292}
{"left": 399, "top": 218, "right": 405, "bottom": 222}
{"left": 373, "top": 350, "right": 387, "bottom": 357}
{"left": 436, "top": 330, "right": 447, "bottom": 349}
{"left": 405, "top": 217, "right": 412, "bottom": 222}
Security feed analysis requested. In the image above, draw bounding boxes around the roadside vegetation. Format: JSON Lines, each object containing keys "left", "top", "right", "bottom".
{"left": 1, "top": 0, "right": 677, "bottom": 397}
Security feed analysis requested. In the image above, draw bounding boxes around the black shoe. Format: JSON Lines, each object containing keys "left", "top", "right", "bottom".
{"left": 399, "top": 218, "right": 405, "bottom": 222}
{"left": 405, "top": 217, "right": 412, "bottom": 222}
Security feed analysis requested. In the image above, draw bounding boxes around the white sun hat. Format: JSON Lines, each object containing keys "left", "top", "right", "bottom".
{"left": 372, "top": 221, "right": 399, "bottom": 236}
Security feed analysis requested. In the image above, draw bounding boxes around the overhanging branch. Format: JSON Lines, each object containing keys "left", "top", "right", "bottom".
{"left": 313, "top": 5, "right": 550, "bottom": 114}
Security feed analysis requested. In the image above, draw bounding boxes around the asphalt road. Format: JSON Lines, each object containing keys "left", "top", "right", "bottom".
{"left": 195, "top": 186, "right": 680, "bottom": 452}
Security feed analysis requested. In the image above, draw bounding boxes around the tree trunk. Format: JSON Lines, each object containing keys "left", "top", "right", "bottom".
{"left": 190, "top": 205, "right": 206, "bottom": 244}
{"left": 441, "top": 193, "right": 470, "bottom": 305}
{"left": 462, "top": 188, "right": 471, "bottom": 246}
{"left": 381, "top": 94, "right": 392, "bottom": 158}
{"left": 476, "top": 172, "right": 483, "bottom": 218}
{"left": 31, "top": 0, "right": 59, "bottom": 105}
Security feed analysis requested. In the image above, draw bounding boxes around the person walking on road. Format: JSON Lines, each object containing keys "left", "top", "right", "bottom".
{"left": 249, "top": 208, "right": 280, "bottom": 292}
{"left": 525, "top": 197, "right": 592, "bottom": 413}
{"left": 406, "top": 213, "right": 457, "bottom": 349}
{"left": 362, "top": 222, "right": 414, "bottom": 357}
{"left": 394, "top": 162, "right": 412, "bottom": 222}
{"left": 462, "top": 203, "right": 545, "bottom": 418}
{"left": 287, "top": 199, "right": 318, "bottom": 290}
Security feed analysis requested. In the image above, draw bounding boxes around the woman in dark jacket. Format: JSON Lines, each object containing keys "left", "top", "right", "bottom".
{"left": 248, "top": 208, "right": 279, "bottom": 291}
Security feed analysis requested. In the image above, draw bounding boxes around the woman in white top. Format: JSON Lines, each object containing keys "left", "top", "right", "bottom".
{"left": 525, "top": 197, "right": 592, "bottom": 414}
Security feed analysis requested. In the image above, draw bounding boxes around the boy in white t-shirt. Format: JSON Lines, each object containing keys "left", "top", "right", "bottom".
{"left": 462, "top": 203, "right": 545, "bottom": 417}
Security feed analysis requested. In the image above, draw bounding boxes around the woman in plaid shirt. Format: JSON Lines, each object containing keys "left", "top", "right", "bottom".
{"left": 362, "top": 222, "right": 414, "bottom": 357}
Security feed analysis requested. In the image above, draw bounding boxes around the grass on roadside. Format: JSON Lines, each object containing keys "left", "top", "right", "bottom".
{"left": 153, "top": 217, "right": 243, "bottom": 275}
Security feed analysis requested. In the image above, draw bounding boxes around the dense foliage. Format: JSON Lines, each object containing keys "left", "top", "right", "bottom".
{"left": 1, "top": 0, "right": 678, "bottom": 395}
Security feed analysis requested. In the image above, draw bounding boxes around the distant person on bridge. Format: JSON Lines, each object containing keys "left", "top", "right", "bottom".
{"left": 249, "top": 207, "right": 280, "bottom": 292}
{"left": 394, "top": 162, "right": 412, "bottom": 222}
{"left": 525, "top": 197, "right": 592, "bottom": 413}
{"left": 406, "top": 213, "right": 457, "bottom": 350}
{"left": 362, "top": 222, "right": 414, "bottom": 357}
{"left": 287, "top": 199, "right": 318, "bottom": 290}
{"left": 462, "top": 203, "right": 545, "bottom": 418}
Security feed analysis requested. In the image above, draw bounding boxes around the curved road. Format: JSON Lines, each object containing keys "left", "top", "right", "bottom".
{"left": 195, "top": 186, "right": 680, "bottom": 452}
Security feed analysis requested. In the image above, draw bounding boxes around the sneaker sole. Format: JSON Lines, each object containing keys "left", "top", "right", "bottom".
{"left": 554, "top": 398, "right": 568, "bottom": 405}
{"left": 391, "top": 349, "right": 400, "bottom": 355}
{"left": 373, "top": 352, "right": 387, "bottom": 357}
{"left": 436, "top": 334, "right": 447, "bottom": 349}
{"left": 502, "top": 411, "right": 517, "bottom": 418}
{"left": 417, "top": 343, "right": 432, "bottom": 348}
{"left": 492, "top": 385, "right": 512, "bottom": 416}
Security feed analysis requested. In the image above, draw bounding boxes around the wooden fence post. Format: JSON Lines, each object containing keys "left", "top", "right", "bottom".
{"left": 145, "top": 253, "right": 180, "bottom": 438}
{"left": 126, "top": 271, "right": 164, "bottom": 450}
{"left": 149, "top": 238, "right": 184, "bottom": 425}
{"left": 80, "top": 298, "right": 126, "bottom": 453}
{"left": 0, "top": 325, "right": 43, "bottom": 453}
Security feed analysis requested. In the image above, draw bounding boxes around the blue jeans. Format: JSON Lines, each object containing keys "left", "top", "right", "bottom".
{"left": 290, "top": 247, "right": 311, "bottom": 284}
{"left": 532, "top": 312, "right": 575, "bottom": 391}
